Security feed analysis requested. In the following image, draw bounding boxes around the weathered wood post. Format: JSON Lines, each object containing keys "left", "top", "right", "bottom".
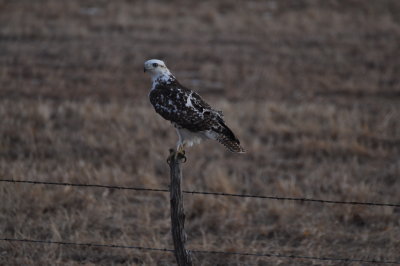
{"left": 167, "top": 149, "right": 193, "bottom": 266}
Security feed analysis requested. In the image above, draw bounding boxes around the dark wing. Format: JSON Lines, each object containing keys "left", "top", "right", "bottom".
{"left": 149, "top": 82, "right": 218, "bottom": 132}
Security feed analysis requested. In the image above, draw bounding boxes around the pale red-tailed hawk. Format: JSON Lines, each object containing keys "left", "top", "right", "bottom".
{"left": 144, "top": 59, "right": 244, "bottom": 154}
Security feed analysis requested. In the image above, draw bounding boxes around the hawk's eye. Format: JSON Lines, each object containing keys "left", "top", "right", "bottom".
{"left": 152, "top": 63, "right": 158, "bottom": 67}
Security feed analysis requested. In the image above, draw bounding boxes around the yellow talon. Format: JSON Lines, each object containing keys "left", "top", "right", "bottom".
{"left": 176, "top": 145, "right": 186, "bottom": 162}
{"left": 167, "top": 148, "right": 187, "bottom": 163}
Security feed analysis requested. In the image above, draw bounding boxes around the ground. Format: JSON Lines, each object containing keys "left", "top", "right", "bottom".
{"left": 0, "top": 0, "right": 400, "bottom": 265}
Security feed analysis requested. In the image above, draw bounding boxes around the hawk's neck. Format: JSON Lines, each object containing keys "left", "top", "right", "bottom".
{"left": 152, "top": 74, "right": 177, "bottom": 89}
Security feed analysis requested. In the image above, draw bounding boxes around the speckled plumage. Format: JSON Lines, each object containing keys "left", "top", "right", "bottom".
{"left": 144, "top": 59, "right": 244, "bottom": 153}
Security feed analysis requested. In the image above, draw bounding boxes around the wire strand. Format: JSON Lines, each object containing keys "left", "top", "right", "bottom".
{"left": 0, "top": 179, "right": 168, "bottom": 193}
{"left": 0, "top": 237, "right": 174, "bottom": 253}
{"left": 190, "top": 249, "right": 400, "bottom": 264}
{"left": 1, "top": 178, "right": 399, "bottom": 208}
{"left": 182, "top": 190, "right": 400, "bottom": 207}
{"left": 1, "top": 237, "right": 399, "bottom": 265}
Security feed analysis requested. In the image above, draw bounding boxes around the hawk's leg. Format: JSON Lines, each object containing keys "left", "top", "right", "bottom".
{"left": 165, "top": 129, "right": 186, "bottom": 163}
{"left": 175, "top": 128, "right": 187, "bottom": 161}
{"left": 177, "top": 144, "right": 185, "bottom": 155}
{"left": 176, "top": 144, "right": 186, "bottom": 162}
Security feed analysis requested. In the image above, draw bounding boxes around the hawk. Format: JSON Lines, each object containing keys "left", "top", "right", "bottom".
{"left": 144, "top": 59, "right": 245, "bottom": 154}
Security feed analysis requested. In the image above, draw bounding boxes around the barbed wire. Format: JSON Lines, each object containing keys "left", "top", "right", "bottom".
{"left": 0, "top": 179, "right": 168, "bottom": 193}
{"left": 0, "top": 237, "right": 174, "bottom": 253}
{"left": 1, "top": 237, "right": 399, "bottom": 265}
{"left": 191, "top": 249, "right": 400, "bottom": 265}
{"left": 1, "top": 178, "right": 399, "bottom": 208}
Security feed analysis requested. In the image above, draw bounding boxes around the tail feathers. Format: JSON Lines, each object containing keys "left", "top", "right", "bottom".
{"left": 214, "top": 117, "right": 245, "bottom": 153}
{"left": 217, "top": 134, "right": 245, "bottom": 153}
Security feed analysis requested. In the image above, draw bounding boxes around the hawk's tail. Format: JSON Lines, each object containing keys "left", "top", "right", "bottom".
{"left": 217, "top": 134, "right": 245, "bottom": 153}
{"left": 215, "top": 119, "right": 245, "bottom": 153}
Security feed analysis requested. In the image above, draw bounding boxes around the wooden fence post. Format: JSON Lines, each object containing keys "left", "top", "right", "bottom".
{"left": 167, "top": 149, "right": 193, "bottom": 266}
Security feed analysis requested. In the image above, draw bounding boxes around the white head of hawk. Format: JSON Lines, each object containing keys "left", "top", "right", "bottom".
{"left": 143, "top": 59, "right": 171, "bottom": 82}
{"left": 144, "top": 59, "right": 245, "bottom": 154}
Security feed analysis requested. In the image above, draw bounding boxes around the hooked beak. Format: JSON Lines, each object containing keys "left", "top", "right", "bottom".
{"left": 143, "top": 67, "right": 147, "bottom": 73}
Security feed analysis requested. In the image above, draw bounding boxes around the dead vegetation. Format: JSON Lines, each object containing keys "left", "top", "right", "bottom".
{"left": 0, "top": 0, "right": 400, "bottom": 265}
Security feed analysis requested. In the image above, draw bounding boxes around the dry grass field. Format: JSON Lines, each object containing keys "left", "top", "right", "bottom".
{"left": 1, "top": 0, "right": 400, "bottom": 265}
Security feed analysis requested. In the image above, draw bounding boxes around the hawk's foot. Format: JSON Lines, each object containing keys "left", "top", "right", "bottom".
{"left": 167, "top": 148, "right": 186, "bottom": 164}
{"left": 176, "top": 149, "right": 186, "bottom": 163}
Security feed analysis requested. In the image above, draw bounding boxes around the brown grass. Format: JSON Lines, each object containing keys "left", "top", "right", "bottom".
{"left": 1, "top": 0, "right": 400, "bottom": 265}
